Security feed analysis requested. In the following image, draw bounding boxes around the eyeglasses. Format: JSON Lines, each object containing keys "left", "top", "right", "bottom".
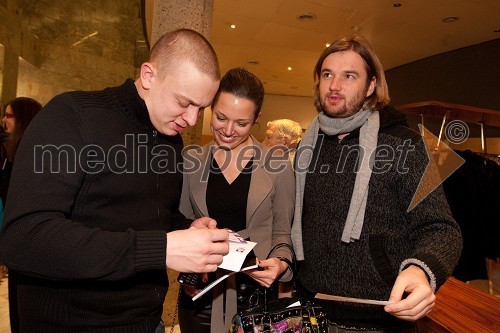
{"left": 2, "top": 113, "right": 14, "bottom": 119}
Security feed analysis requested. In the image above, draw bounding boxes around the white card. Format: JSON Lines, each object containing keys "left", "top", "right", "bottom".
{"left": 217, "top": 230, "right": 257, "bottom": 272}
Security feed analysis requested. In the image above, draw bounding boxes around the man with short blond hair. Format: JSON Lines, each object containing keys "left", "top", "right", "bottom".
{"left": 0, "top": 28, "right": 228, "bottom": 333}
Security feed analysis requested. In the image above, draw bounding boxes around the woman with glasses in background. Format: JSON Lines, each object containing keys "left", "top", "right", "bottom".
{"left": 1, "top": 97, "right": 42, "bottom": 205}
{"left": 0, "top": 96, "right": 42, "bottom": 333}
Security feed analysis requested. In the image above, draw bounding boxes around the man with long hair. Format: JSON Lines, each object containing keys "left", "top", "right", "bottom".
{"left": 292, "top": 35, "right": 462, "bottom": 332}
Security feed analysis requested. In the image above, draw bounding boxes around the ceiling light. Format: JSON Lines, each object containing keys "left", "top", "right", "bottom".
{"left": 296, "top": 12, "right": 317, "bottom": 22}
{"left": 325, "top": 43, "right": 331, "bottom": 47}
{"left": 287, "top": 67, "right": 292, "bottom": 71}
{"left": 442, "top": 16, "right": 459, "bottom": 23}
{"left": 230, "top": 24, "right": 236, "bottom": 29}
{"left": 393, "top": 3, "right": 402, "bottom": 7}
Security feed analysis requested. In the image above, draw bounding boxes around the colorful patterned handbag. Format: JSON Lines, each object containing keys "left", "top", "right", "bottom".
{"left": 230, "top": 243, "right": 328, "bottom": 333}
{"left": 230, "top": 296, "right": 327, "bottom": 332}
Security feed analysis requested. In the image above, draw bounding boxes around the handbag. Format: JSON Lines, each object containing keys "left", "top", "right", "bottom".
{"left": 230, "top": 243, "right": 328, "bottom": 333}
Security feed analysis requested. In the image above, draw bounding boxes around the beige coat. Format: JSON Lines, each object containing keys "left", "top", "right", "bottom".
{"left": 179, "top": 138, "right": 295, "bottom": 280}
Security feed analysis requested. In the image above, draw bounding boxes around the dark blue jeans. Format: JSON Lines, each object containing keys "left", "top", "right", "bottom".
{"left": 154, "top": 320, "right": 165, "bottom": 333}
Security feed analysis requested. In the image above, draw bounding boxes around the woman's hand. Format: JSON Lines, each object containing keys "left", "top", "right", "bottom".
{"left": 246, "top": 257, "right": 288, "bottom": 288}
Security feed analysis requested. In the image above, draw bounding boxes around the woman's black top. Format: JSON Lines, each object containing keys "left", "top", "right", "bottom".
{"left": 206, "top": 156, "right": 253, "bottom": 232}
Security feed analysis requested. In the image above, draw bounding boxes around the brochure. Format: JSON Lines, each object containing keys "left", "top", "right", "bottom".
{"left": 192, "top": 230, "right": 258, "bottom": 301}
{"left": 191, "top": 263, "right": 258, "bottom": 301}
{"left": 217, "top": 230, "right": 257, "bottom": 272}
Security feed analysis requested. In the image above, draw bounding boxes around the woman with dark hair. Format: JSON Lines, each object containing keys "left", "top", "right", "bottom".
{"left": 0, "top": 97, "right": 42, "bottom": 332}
{"left": 1, "top": 97, "right": 43, "bottom": 205}
{"left": 177, "top": 68, "right": 295, "bottom": 333}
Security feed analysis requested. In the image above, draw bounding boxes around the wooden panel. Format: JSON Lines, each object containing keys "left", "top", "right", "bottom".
{"left": 417, "top": 277, "right": 500, "bottom": 332}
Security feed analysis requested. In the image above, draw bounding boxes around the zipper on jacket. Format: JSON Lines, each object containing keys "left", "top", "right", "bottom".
{"left": 152, "top": 130, "right": 160, "bottom": 220}
{"left": 152, "top": 129, "right": 158, "bottom": 145}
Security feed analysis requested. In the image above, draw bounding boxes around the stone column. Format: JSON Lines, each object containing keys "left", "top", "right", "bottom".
{"left": 151, "top": 0, "right": 214, "bottom": 146}
{"left": 1, "top": 48, "right": 19, "bottom": 107}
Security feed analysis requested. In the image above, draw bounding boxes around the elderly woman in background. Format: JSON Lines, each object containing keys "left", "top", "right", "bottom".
{"left": 262, "top": 118, "right": 303, "bottom": 163}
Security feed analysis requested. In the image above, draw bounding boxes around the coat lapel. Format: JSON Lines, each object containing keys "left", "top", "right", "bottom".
{"left": 246, "top": 140, "right": 272, "bottom": 226}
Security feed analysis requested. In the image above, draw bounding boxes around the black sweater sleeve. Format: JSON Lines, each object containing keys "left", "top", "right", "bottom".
{"left": 0, "top": 92, "right": 167, "bottom": 281}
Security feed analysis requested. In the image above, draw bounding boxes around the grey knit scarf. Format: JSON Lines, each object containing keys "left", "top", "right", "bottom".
{"left": 291, "top": 109, "right": 380, "bottom": 260}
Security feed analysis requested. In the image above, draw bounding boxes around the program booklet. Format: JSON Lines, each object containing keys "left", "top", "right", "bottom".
{"left": 192, "top": 230, "right": 258, "bottom": 301}
{"left": 217, "top": 230, "right": 257, "bottom": 271}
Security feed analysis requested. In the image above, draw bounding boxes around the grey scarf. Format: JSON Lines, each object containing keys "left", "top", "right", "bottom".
{"left": 291, "top": 109, "right": 380, "bottom": 260}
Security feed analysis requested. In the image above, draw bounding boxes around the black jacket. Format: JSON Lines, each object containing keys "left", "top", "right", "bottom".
{"left": 0, "top": 80, "right": 185, "bottom": 332}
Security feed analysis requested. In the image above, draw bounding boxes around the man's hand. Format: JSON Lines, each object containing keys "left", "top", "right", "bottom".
{"left": 166, "top": 228, "right": 229, "bottom": 273}
{"left": 190, "top": 217, "right": 218, "bottom": 229}
{"left": 384, "top": 265, "right": 436, "bottom": 321}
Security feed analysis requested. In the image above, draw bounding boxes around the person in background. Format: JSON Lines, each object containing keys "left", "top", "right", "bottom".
{"left": 178, "top": 67, "right": 295, "bottom": 333}
{"left": 262, "top": 118, "right": 303, "bottom": 163}
{"left": 261, "top": 118, "right": 303, "bottom": 298}
{"left": 292, "top": 35, "right": 462, "bottom": 332}
{"left": 0, "top": 97, "right": 43, "bottom": 206}
{"left": 0, "top": 28, "right": 229, "bottom": 333}
{"left": 0, "top": 97, "right": 42, "bottom": 330}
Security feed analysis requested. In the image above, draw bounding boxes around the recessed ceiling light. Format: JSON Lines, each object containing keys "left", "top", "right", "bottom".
{"left": 287, "top": 67, "right": 292, "bottom": 71}
{"left": 325, "top": 43, "right": 331, "bottom": 47}
{"left": 442, "top": 16, "right": 459, "bottom": 23}
{"left": 296, "top": 12, "right": 317, "bottom": 22}
{"left": 230, "top": 24, "right": 236, "bottom": 29}
{"left": 393, "top": 3, "right": 402, "bottom": 7}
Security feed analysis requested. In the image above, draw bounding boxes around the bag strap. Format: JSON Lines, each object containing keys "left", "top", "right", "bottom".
{"left": 261, "top": 243, "right": 297, "bottom": 313}
{"left": 266, "top": 242, "right": 297, "bottom": 276}
{"left": 265, "top": 243, "right": 317, "bottom": 306}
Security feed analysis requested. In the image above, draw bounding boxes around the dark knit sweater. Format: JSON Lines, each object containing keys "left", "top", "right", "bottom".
{"left": 0, "top": 80, "right": 185, "bottom": 332}
{"left": 298, "top": 107, "right": 462, "bottom": 330}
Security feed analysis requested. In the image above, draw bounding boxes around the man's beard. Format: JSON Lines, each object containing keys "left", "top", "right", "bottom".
{"left": 320, "top": 88, "right": 368, "bottom": 118}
